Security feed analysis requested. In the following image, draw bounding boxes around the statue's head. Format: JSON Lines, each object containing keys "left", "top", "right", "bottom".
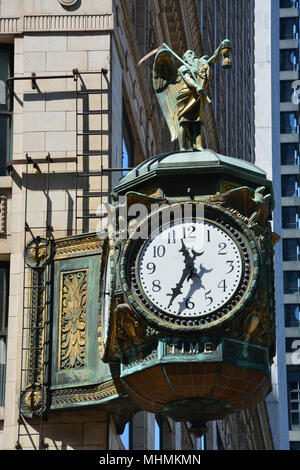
{"left": 183, "top": 50, "right": 196, "bottom": 64}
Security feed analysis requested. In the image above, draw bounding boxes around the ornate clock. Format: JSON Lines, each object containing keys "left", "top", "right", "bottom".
{"left": 120, "top": 202, "right": 260, "bottom": 333}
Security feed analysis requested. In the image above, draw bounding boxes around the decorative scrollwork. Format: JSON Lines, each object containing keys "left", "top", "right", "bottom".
{"left": 59, "top": 270, "right": 88, "bottom": 370}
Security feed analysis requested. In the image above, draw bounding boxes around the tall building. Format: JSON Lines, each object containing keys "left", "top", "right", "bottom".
{"left": 278, "top": 0, "right": 300, "bottom": 450}
{"left": 0, "top": 0, "right": 284, "bottom": 450}
{"left": 254, "top": 0, "right": 290, "bottom": 450}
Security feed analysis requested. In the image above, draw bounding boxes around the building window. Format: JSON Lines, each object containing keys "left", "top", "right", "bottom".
{"left": 281, "top": 143, "right": 299, "bottom": 165}
{"left": 280, "top": 112, "right": 299, "bottom": 134}
{"left": 281, "top": 175, "right": 300, "bottom": 197}
{"left": 287, "top": 369, "right": 300, "bottom": 429}
{"left": 281, "top": 80, "right": 297, "bottom": 103}
{"left": 283, "top": 239, "right": 300, "bottom": 261}
{"left": 280, "top": 17, "right": 298, "bottom": 40}
{"left": 155, "top": 415, "right": 164, "bottom": 450}
{"left": 0, "top": 262, "right": 9, "bottom": 407}
{"left": 282, "top": 207, "right": 300, "bottom": 228}
{"left": 280, "top": 49, "right": 298, "bottom": 71}
{"left": 280, "top": 0, "right": 299, "bottom": 8}
{"left": 120, "top": 421, "right": 133, "bottom": 450}
{"left": 122, "top": 102, "right": 135, "bottom": 174}
{"left": 286, "top": 337, "right": 300, "bottom": 352}
{"left": 284, "top": 271, "right": 300, "bottom": 294}
{"left": 285, "top": 304, "right": 300, "bottom": 327}
{"left": 290, "top": 441, "right": 300, "bottom": 450}
{"left": 0, "top": 45, "right": 13, "bottom": 176}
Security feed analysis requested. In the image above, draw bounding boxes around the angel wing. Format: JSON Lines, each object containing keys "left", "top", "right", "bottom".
{"left": 210, "top": 187, "right": 259, "bottom": 220}
{"left": 152, "top": 48, "right": 182, "bottom": 142}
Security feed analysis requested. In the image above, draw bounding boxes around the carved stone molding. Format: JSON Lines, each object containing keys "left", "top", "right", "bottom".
{"left": 0, "top": 14, "right": 114, "bottom": 34}
{"left": 0, "top": 195, "right": 7, "bottom": 238}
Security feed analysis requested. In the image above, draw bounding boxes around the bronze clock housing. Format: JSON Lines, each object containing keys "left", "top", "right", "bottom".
{"left": 120, "top": 202, "right": 260, "bottom": 334}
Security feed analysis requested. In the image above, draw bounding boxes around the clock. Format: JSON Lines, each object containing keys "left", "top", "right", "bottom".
{"left": 120, "top": 202, "right": 260, "bottom": 332}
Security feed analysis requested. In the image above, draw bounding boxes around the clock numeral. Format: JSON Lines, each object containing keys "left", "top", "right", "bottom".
{"left": 218, "top": 279, "right": 227, "bottom": 292}
{"left": 152, "top": 280, "right": 161, "bottom": 292}
{"left": 207, "top": 229, "right": 211, "bottom": 243}
{"left": 153, "top": 245, "right": 166, "bottom": 258}
{"left": 182, "top": 225, "right": 196, "bottom": 239}
{"left": 167, "top": 230, "right": 176, "bottom": 244}
{"left": 185, "top": 298, "right": 195, "bottom": 310}
{"left": 218, "top": 242, "right": 227, "bottom": 255}
{"left": 226, "top": 260, "right": 234, "bottom": 274}
{"left": 205, "top": 290, "right": 213, "bottom": 305}
{"left": 146, "top": 262, "right": 156, "bottom": 274}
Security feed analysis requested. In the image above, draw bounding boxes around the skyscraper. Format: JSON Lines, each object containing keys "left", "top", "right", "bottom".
{"left": 278, "top": 0, "right": 300, "bottom": 450}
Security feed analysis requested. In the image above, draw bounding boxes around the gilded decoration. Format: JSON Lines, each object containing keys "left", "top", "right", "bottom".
{"left": 210, "top": 186, "right": 272, "bottom": 228}
{"left": 50, "top": 379, "right": 124, "bottom": 407}
{"left": 0, "top": 195, "right": 7, "bottom": 238}
{"left": 58, "top": 269, "right": 88, "bottom": 370}
{"left": 54, "top": 234, "right": 104, "bottom": 260}
{"left": 20, "top": 383, "right": 47, "bottom": 418}
{"left": 25, "top": 237, "right": 53, "bottom": 268}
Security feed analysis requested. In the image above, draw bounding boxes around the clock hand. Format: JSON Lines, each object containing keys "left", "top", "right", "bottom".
{"left": 167, "top": 265, "right": 191, "bottom": 308}
{"left": 189, "top": 264, "right": 213, "bottom": 287}
{"left": 167, "top": 240, "right": 204, "bottom": 308}
{"left": 178, "top": 264, "right": 213, "bottom": 314}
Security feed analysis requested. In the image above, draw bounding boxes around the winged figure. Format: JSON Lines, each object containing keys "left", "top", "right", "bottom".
{"left": 152, "top": 40, "right": 232, "bottom": 151}
{"left": 210, "top": 186, "right": 272, "bottom": 227}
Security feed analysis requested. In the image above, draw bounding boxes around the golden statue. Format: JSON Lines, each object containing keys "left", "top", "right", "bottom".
{"left": 150, "top": 40, "right": 232, "bottom": 151}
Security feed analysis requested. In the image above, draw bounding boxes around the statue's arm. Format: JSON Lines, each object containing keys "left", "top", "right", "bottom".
{"left": 207, "top": 39, "right": 231, "bottom": 66}
{"left": 179, "top": 68, "right": 202, "bottom": 94}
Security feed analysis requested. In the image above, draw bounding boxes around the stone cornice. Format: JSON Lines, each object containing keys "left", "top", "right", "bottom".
{"left": 0, "top": 13, "right": 113, "bottom": 34}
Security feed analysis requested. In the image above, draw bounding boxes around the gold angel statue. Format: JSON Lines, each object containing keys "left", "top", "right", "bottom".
{"left": 148, "top": 40, "right": 232, "bottom": 151}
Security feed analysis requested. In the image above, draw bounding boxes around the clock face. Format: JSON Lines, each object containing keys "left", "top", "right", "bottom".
{"left": 138, "top": 220, "right": 242, "bottom": 318}
{"left": 121, "top": 204, "right": 259, "bottom": 331}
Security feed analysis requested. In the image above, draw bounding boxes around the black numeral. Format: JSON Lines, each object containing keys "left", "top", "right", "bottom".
{"left": 218, "top": 279, "right": 227, "bottom": 292}
{"left": 168, "top": 230, "right": 176, "bottom": 244}
{"left": 226, "top": 260, "right": 234, "bottom": 273}
{"left": 153, "top": 245, "right": 166, "bottom": 258}
{"left": 152, "top": 280, "right": 161, "bottom": 292}
{"left": 185, "top": 298, "right": 195, "bottom": 310}
{"left": 147, "top": 262, "right": 156, "bottom": 274}
{"left": 218, "top": 242, "right": 227, "bottom": 255}
{"left": 205, "top": 290, "right": 213, "bottom": 305}
{"left": 183, "top": 225, "right": 196, "bottom": 239}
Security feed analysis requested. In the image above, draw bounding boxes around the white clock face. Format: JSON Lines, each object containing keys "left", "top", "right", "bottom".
{"left": 138, "top": 220, "right": 243, "bottom": 318}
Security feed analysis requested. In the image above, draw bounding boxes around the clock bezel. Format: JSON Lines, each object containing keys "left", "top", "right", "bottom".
{"left": 120, "top": 202, "right": 260, "bottom": 333}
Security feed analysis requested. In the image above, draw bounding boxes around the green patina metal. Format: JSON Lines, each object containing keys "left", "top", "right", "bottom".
{"left": 120, "top": 336, "right": 270, "bottom": 378}
{"left": 113, "top": 150, "right": 273, "bottom": 202}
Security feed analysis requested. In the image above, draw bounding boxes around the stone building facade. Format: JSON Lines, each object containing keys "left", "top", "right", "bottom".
{"left": 0, "top": 0, "right": 277, "bottom": 450}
